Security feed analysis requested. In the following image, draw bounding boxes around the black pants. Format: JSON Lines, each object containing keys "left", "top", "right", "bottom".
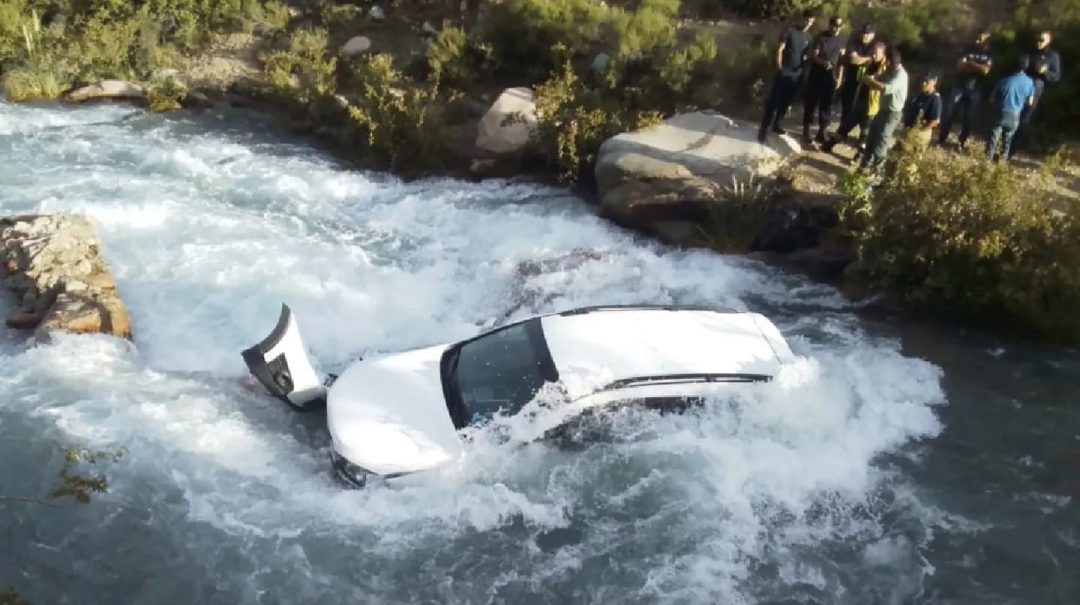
{"left": 759, "top": 72, "right": 802, "bottom": 135}
{"left": 834, "top": 91, "right": 871, "bottom": 143}
{"left": 803, "top": 69, "right": 836, "bottom": 136}
{"left": 938, "top": 87, "right": 982, "bottom": 145}
{"left": 839, "top": 79, "right": 860, "bottom": 131}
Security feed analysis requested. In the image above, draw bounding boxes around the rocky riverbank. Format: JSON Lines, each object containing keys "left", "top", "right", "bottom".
{"left": 1, "top": 215, "right": 132, "bottom": 340}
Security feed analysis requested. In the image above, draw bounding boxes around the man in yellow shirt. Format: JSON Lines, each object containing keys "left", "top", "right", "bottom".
{"left": 822, "top": 41, "right": 887, "bottom": 158}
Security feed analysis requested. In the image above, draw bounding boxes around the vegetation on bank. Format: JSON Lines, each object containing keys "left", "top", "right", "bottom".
{"left": 0, "top": 0, "right": 290, "bottom": 101}
{"left": 840, "top": 138, "right": 1080, "bottom": 342}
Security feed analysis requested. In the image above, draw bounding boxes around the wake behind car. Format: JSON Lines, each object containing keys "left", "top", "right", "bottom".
{"left": 242, "top": 304, "right": 796, "bottom": 487}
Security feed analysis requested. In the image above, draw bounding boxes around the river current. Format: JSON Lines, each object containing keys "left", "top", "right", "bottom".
{"left": 0, "top": 100, "right": 1077, "bottom": 604}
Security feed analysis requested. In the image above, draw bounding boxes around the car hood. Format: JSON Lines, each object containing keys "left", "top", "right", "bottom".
{"left": 326, "top": 344, "right": 462, "bottom": 476}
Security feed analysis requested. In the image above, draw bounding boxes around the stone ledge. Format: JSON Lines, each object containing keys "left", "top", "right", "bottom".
{"left": 1, "top": 214, "right": 132, "bottom": 340}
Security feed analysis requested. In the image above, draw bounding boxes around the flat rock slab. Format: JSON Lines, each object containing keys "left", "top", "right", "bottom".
{"left": 596, "top": 112, "right": 800, "bottom": 222}
{"left": 64, "top": 79, "right": 145, "bottom": 103}
{"left": 1, "top": 214, "right": 132, "bottom": 340}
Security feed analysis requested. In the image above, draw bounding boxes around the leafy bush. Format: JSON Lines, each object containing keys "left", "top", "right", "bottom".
{"left": 2, "top": 61, "right": 65, "bottom": 100}
{"left": 530, "top": 61, "right": 662, "bottom": 183}
{"left": 425, "top": 25, "right": 492, "bottom": 87}
{"left": 840, "top": 140, "right": 1080, "bottom": 342}
{"left": 719, "top": 0, "right": 821, "bottom": 19}
{"left": 345, "top": 53, "right": 446, "bottom": 174}
{"left": 477, "top": 0, "right": 612, "bottom": 80}
{"left": 146, "top": 75, "right": 186, "bottom": 111}
{"left": 263, "top": 26, "right": 337, "bottom": 103}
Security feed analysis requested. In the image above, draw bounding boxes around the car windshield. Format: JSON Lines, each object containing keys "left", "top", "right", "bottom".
{"left": 442, "top": 319, "right": 558, "bottom": 428}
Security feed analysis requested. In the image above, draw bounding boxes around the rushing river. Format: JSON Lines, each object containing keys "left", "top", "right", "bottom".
{"left": 0, "top": 100, "right": 1077, "bottom": 605}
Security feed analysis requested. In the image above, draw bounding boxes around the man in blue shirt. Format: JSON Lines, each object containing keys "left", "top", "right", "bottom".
{"left": 987, "top": 57, "right": 1036, "bottom": 162}
{"left": 758, "top": 10, "right": 817, "bottom": 143}
{"left": 938, "top": 29, "right": 994, "bottom": 150}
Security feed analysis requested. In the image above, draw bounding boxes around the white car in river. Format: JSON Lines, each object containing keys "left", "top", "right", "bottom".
{"left": 242, "top": 304, "right": 795, "bottom": 488}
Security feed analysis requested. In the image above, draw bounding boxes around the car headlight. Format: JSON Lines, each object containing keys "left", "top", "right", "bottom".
{"left": 330, "top": 449, "right": 371, "bottom": 489}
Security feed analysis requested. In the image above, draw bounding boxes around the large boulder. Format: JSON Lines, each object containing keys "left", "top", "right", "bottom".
{"left": 1, "top": 215, "right": 132, "bottom": 340}
{"left": 64, "top": 79, "right": 145, "bottom": 103}
{"left": 475, "top": 87, "right": 538, "bottom": 155}
{"left": 595, "top": 112, "right": 800, "bottom": 236}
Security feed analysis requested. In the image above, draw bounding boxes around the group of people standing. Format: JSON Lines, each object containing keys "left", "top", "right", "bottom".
{"left": 757, "top": 10, "right": 1062, "bottom": 170}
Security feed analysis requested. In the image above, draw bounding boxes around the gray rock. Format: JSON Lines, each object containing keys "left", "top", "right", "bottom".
{"left": 369, "top": 5, "right": 385, "bottom": 21}
{"left": 595, "top": 111, "right": 800, "bottom": 231}
{"left": 591, "top": 53, "right": 611, "bottom": 72}
{"left": 65, "top": 80, "right": 145, "bottom": 103}
{"left": 475, "top": 87, "right": 538, "bottom": 155}
{"left": 340, "top": 36, "right": 373, "bottom": 56}
{"left": 421, "top": 21, "right": 440, "bottom": 37}
{"left": 1, "top": 214, "right": 132, "bottom": 340}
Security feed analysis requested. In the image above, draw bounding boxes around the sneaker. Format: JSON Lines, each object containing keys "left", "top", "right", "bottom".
{"left": 821, "top": 138, "right": 838, "bottom": 153}
{"left": 771, "top": 125, "right": 787, "bottom": 135}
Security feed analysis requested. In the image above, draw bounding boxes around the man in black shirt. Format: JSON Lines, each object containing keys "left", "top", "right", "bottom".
{"left": 802, "top": 16, "right": 847, "bottom": 145}
{"left": 1015, "top": 30, "right": 1063, "bottom": 151}
{"left": 838, "top": 23, "right": 876, "bottom": 130}
{"left": 903, "top": 72, "right": 943, "bottom": 148}
{"left": 758, "top": 9, "right": 817, "bottom": 143}
{"left": 938, "top": 29, "right": 993, "bottom": 149}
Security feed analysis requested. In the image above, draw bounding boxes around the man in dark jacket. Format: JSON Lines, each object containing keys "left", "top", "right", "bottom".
{"left": 838, "top": 23, "right": 877, "bottom": 129}
{"left": 1014, "top": 30, "right": 1063, "bottom": 151}
{"left": 758, "top": 10, "right": 817, "bottom": 143}
{"left": 802, "top": 16, "right": 847, "bottom": 146}
{"left": 937, "top": 29, "right": 994, "bottom": 150}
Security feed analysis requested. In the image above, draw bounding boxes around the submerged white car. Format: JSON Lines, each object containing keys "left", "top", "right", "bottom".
{"left": 242, "top": 304, "right": 795, "bottom": 487}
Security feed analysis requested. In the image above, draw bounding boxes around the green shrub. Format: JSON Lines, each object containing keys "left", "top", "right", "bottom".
{"left": 697, "top": 175, "right": 780, "bottom": 252}
{"left": 840, "top": 140, "right": 1080, "bottom": 342}
{"left": 345, "top": 53, "right": 446, "bottom": 174}
{"left": 425, "top": 25, "right": 493, "bottom": 88}
{"left": 2, "top": 61, "right": 65, "bottom": 100}
{"left": 720, "top": 0, "right": 821, "bottom": 19}
{"left": 477, "top": 0, "right": 612, "bottom": 80}
{"left": 146, "top": 75, "right": 186, "bottom": 111}
{"left": 530, "top": 61, "right": 662, "bottom": 183}
{"left": 263, "top": 26, "right": 337, "bottom": 103}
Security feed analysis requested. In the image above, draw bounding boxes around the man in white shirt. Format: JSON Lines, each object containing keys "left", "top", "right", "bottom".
{"left": 859, "top": 46, "right": 909, "bottom": 171}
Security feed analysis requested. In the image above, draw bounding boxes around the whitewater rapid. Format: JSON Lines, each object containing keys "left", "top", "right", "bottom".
{"left": 0, "top": 101, "right": 951, "bottom": 604}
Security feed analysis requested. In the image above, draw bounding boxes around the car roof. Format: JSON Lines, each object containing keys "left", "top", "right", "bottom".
{"left": 537, "top": 306, "right": 793, "bottom": 400}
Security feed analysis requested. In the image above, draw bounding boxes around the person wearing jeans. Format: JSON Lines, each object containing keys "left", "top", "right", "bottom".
{"left": 859, "top": 47, "right": 909, "bottom": 171}
{"left": 987, "top": 57, "right": 1036, "bottom": 162}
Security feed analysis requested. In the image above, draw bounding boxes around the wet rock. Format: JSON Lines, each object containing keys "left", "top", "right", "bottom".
{"left": 1, "top": 214, "right": 133, "bottom": 340}
{"left": 476, "top": 87, "right": 537, "bottom": 155}
{"left": 369, "top": 6, "right": 386, "bottom": 21}
{"left": 340, "top": 36, "right": 373, "bottom": 56}
{"left": 64, "top": 79, "right": 145, "bottom": 103}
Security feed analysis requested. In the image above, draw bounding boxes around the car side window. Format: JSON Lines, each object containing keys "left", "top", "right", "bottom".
{"left": 454, "top": 321, "right": 549, "bottom": 422}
